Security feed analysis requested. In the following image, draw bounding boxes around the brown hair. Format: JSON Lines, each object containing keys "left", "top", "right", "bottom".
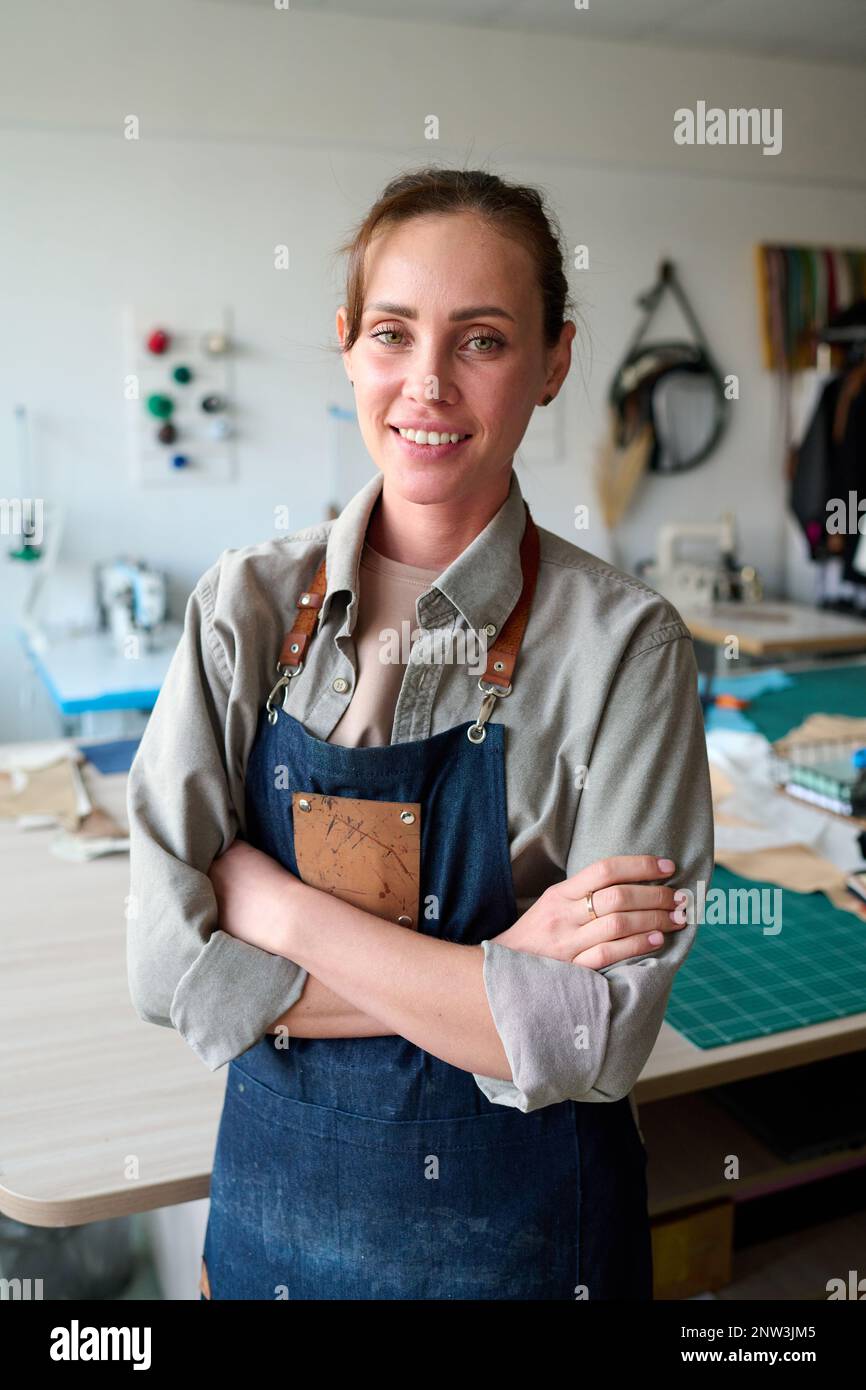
{"left": 333, "top": 165, "right": 577, "bottom": 356}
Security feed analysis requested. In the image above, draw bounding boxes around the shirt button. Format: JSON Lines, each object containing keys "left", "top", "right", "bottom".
{"left": 332, "top": 677, "right": 350, "bottom": 694}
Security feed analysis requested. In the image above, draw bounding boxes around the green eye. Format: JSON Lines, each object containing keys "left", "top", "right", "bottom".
{"left": 464, "top": 332, "right": 505, "bottom": 352}
{"left": 369, "top": 325, "right": 505, "bottom": 351}
{"left": 370, "top": 324, "right": 405, "bottom": 346}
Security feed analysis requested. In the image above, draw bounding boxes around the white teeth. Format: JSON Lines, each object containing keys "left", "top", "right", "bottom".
{"left": 397, "top": 428, "right": 467, "bottom": 445}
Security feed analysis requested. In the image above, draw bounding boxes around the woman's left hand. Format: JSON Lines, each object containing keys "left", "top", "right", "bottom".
{"left": 208, "top": 837, "right": 298, "bottom": 956}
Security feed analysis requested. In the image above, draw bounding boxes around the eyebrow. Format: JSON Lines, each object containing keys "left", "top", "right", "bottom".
{"left": 365, "top": 301, "right": 516, "bottom": 324}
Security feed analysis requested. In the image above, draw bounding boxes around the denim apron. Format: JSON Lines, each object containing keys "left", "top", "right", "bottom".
{"left": 200, "top": 504, "right": 653, "bottom": 1301}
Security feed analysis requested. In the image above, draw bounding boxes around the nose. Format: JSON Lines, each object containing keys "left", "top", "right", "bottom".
{"left": 403, "top": 337, "right": 455, "bottom": 404}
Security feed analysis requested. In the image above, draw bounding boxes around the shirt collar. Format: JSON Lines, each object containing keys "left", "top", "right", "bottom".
{"left": 319, "top": 468, "right": 529, "bottom": 637}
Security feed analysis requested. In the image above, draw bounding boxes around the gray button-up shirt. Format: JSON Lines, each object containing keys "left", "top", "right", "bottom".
{"left": 126, "top": 468, "right": 714, "bottom": 1112}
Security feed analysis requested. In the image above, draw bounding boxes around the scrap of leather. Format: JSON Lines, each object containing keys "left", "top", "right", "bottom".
{"left": 200, "top": 1257, "right": 211, "bottom": 1299}
{"left": 292, "top": 792, "right": 421, "bottom": 928}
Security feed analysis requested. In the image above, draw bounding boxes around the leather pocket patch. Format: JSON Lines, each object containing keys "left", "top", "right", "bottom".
{"left": 292, "top": 793, "right": 421, "bottom": 929}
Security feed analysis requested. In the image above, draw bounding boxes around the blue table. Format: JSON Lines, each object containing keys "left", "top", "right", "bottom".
{"left": 18, "top": 623, "right": 182, "bottom": 736}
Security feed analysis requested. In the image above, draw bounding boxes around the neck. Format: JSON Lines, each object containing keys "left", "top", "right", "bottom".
{"left": 366, "top": 470, "right": 514, "bottom": 569}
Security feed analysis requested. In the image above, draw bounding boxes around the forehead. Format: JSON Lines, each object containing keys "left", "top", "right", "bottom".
{"left": 362, "top": 212, "right": 537, "bottom": 317}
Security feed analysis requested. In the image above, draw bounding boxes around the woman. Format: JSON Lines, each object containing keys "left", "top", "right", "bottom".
{"left": 126, "top": 167, "right": 714, "bottom": 1301}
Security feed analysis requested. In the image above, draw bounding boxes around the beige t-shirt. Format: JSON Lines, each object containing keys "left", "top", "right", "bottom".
{"left": 327, "top": 542, "right": 439, "bottom": 748}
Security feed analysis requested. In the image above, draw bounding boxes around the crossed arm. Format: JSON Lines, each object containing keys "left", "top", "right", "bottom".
{"left": 207, "top": 838, "right": 685, "bottom": 1084}
{"left": 268, "top": 970, "right": 395, "bottom": 1040}
{"left": 207, "top": 839, "right": 513, "bottom": 1079}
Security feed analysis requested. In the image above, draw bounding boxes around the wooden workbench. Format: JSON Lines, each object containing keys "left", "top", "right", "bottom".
{"left": 1, "top": 735, "right": 865, "bottom": 1229}
{"left": 681, "top": 599, "right": 866, "bottom": 671}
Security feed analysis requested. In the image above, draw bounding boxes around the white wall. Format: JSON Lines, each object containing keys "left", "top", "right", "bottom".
{"left": 2, "top": 0, "right": 865, "bottom": 737}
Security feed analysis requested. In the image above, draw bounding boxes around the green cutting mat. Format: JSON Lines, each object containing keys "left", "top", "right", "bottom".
{"left": 667, "top": 663, "right": 866, "bottom": 1049}
{"left": 746, "top": 662, "right": 866, "bottom": 739}
{"left": 666, "top": 865, "right": 866, "bottom": 1047}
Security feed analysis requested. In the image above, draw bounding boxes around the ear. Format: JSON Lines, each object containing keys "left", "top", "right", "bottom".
{"left": 540, "top": 319, "right": 577, "bottom": 405}
{"left": 336, "top": 305, "right": 353, "bottom": 385}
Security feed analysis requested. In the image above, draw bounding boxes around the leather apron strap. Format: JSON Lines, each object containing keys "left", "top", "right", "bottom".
{"left": 267, "top": 500, "right": 541, "bottom": 740}
{"left": 479, "top": 499, "right": 540, "bottom": 689}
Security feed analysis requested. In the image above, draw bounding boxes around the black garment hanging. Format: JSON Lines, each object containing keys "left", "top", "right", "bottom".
{"left": 791, "top": 375, "right": 846, "bottom": 561}
{"left": 837, "top": 364, "right": 866, "bottom": 585}
{"left": 790, "top": 298, "right": 866, "bottom": 582}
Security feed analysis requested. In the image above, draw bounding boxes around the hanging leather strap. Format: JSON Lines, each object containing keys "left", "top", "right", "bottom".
{"left": 479, "top": 501, "right": 539, "bottom": 689}
{"left": 277, "top": 501, "right": 540, "bottom": 691}
{"left": 278, "top": 574, "right": 327, "bottom": 671}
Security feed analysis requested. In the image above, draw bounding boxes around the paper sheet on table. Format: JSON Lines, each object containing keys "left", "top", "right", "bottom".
{"left": 706, "top": 728, "right": 864, "bottom": 895}
{"left": 714, "top": 841, "right": 866, "bottom": 920}
{"left": 773, "top": 713, "right": 866, "bottom": 757}
{"left": 708, "top": 728, "right": 863, "bottom": 865}
{"left": 50, "top": 829, "right": 130, "bottom": 861}
{"left": 0, "top": 759, "right": 83, "bottom": 828}
{"left": 0, "top": 738, "right": 129, "bottom": 862}
{"left": 0, "top": 741, "right": 81, "bottom": 773}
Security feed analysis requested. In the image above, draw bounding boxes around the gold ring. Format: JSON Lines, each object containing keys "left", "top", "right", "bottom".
{"left": 585, "top": 891, "right": 597, "bottom": 921}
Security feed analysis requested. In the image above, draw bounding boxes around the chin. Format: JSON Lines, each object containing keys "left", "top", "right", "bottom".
{"left": 380, "top": 461, "right": 470, "bottom": 504}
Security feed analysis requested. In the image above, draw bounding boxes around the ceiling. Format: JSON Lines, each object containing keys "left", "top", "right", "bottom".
{"left": 208, "top": 0, "right": 866, "bottom": 67}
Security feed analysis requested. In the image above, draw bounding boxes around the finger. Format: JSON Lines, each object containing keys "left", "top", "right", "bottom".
{"left": 563, "top": 855, "right": 676, "bottom": 901}
{"left": 571, "top": 927, "right": 682, "bottom": 970}
{"left": 587, "top": 881, "right": 679, "bottom": 919}
{"left": 569, "top": 909, "right": 684, "bottom": 958}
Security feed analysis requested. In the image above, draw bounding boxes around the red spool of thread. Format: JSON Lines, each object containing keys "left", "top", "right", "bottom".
{"left": 147, "top": 328, "right": 171, "bottom": 355}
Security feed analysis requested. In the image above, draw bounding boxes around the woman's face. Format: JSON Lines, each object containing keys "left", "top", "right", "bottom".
{"left": 337, "top": 211, "right": 573, "bottom": 506}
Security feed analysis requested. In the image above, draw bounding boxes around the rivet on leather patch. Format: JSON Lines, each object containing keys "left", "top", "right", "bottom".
{"left": 292, "top": 792, "right": 421, "bottom": 927}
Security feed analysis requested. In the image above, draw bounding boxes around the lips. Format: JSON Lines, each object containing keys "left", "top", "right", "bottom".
{"left": 389, "top": 426, "right": 473, "bottom": 457}
{"left": 389, "top": 424, "right": 472, "bottom": 435}
{"left": 389, "top": 425, "right": 472, "bottom": 442}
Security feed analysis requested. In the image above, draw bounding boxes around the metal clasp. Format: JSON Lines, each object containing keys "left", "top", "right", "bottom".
{"left": 467, "top": 676, "right": 512, "bottom": 743}
{"left": 265, "top": 661, "right": 303, "bottom": 724}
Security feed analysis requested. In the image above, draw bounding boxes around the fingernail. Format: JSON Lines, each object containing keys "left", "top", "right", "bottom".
{"left": 657, "top": 858, "right": 675, "bottom": 872}
{"left": 648, "top": 932, "right": 664, "bottom": 946}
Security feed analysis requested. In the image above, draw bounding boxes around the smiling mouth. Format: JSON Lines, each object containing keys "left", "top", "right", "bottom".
{"left": 389, "top": 425, "right": 472, "bottom": 446}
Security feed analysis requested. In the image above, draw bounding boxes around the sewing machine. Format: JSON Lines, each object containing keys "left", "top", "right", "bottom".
{"left": 95, "top": 559, "right": 168, "bottom": 654}
{"left": 643, "top": 516, "right": 762, "bottom": 612}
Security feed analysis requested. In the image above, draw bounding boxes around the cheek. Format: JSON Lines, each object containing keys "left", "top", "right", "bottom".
{"left": 475, "top": 369, "right": 531, "bottom": 433}
{"left": 355, "top": 350, "right": 400, "bottom": 395}
{"left": 356, "top": 382, "right": 399, "bottom": 432}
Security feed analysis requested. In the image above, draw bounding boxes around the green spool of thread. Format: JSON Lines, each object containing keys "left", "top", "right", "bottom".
{"left": 172, "top": 365, "right": 193, "bottom": 385}
{"left": 147, "top": 393, "right": 174, "bottom": 419}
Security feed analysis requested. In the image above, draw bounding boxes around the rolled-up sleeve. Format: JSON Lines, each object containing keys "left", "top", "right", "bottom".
{"left": 125, "top": 563, "right": 308, "bottom": 1071}
{"left": 472, "top": 627, "right": 714, "bottom": 1112}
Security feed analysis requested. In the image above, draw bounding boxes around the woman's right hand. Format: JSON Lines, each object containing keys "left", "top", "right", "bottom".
{"left": 493, "top": 855, "right": 686, "bottom": 969}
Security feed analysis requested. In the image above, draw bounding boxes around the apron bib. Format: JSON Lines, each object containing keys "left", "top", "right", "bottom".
{"left": 201, "top": 504, "right": 653, "bottom": 1300}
